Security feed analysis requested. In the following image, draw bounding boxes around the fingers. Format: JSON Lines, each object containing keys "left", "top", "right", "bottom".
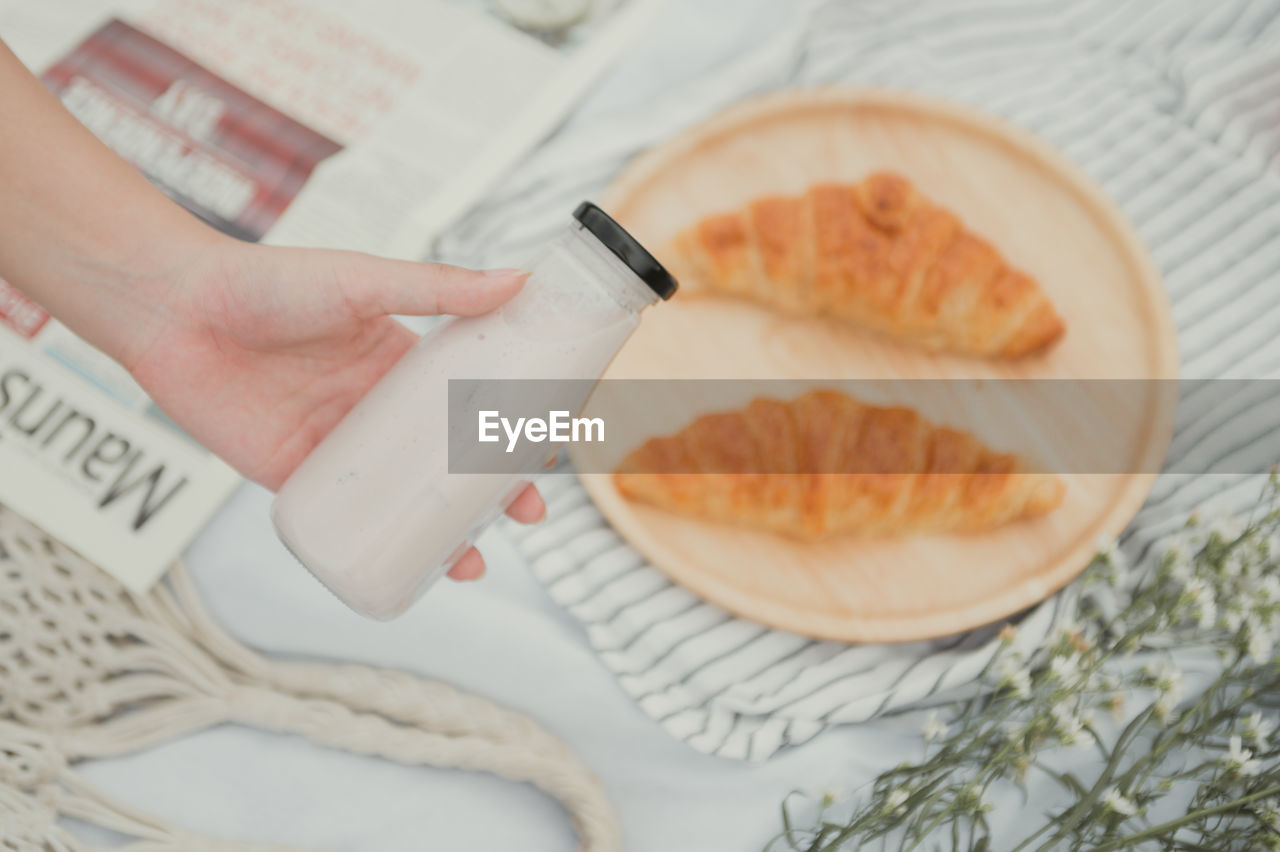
{"left": 339, "top": 253, "right": 528, "bottom": 318}
{"left": 445, "top": 487, "right": 545, "bottom": 583}
{"left": 447, "top": 547, "right": 485, "bottom": 581}
{"left": 505, "top": 484, "right": 546, "bottom": 524}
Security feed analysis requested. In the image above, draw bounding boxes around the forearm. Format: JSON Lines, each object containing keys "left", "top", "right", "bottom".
{"left": 0, "top": 39, "right": 227, "bottom": 369}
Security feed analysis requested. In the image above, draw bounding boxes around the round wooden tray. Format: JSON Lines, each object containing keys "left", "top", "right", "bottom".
{"left": 574, "top": 89, "right": 1178, "bottom": 643}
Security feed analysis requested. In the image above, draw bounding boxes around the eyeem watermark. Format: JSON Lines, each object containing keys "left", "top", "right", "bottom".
{"left": 478, "top": 410, "right": 605, "bottom": 453}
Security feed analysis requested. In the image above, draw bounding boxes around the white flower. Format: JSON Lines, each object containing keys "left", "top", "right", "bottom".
{"left": 1050, "top": 703, "right": 1094, "bottom": 746}
{"left": 1197, "top": 595, "right": 1218, "bottom": 630}
{"left": 1095, "top": 535, "right": 1128, "bottom": 585}
{"left": 1224, "top": 607, "right": 1246, "bottom": 634}
{"left": 884, "top": 787, "right": 909, "bottom": 815}
{"left": 955, "top": 783, "right": 989, "bottom": 815}
{"left": 997, "top": 657, "right": 1032, "bottom": 697}
{"left": 922, "top": 710, "right": 949, "bottom": 742}
{"left": 1009, "top": 668, "right": 1031, "bottom": 697}
{"left": 1227, "top": 735, "right": 1262, "bottom": 777}
{"left": 1096, "top": 535, "right": 1123, "bottom": 563}
{"left": 1245, "top": 712, "right": 1276, "bottom": 750}
{"left": 1247, "top": 624, "right": 1275, "bottom": 665}
{"left": 1146, "top": 659, "right": 1184, "bottom": 698}
{"left": 1183, "top": 577, "right": 1218, "bottom": 629}
{"left": 1209, "top": 516, "right": 1244, "bottom": 543}
{"left": 1253, "top": 798, "right": 1280, "bottom": 830}
{"left": 1144, "top": 659, "right": 1184, "bottom": 718}
{"left": 1049, "top": 652, "right": 1082, "bottom": 685}
{"left": 1101, "top": 786, "right": 1137, "bottom": 817}
{"left": 1260, "top": 575, "right": 1280, "bottom": 605}
{"left": 1162, "top": 542, "right": 1192, "bottom": 580}
{"left": 1185, "top": 576, "right": 1212, "bottom": 604}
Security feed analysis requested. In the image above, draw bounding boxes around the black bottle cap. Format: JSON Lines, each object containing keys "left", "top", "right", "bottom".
{"left": 573, "top": 202, "right": 678, "bottom": 300}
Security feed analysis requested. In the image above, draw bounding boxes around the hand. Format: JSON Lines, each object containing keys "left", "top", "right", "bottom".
{"left": 125, "top": 238, "right": 543, "bottom": 581}
{"left": 0, "top": 42, "right": 536, "bottom": 580}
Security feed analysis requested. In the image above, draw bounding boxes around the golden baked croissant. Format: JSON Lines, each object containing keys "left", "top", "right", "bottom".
{"left": 614, "top": 390, "right": 1064, "bottom": 539}
{"left": 665, "top": 172, "right": 1065, "bottom": 358}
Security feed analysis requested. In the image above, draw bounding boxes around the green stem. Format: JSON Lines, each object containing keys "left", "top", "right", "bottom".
{"left": 1088, "top": 782, "right": 1280, "bottom": 852}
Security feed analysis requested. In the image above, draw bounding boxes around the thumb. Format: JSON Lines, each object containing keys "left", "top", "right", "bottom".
{"left": 336, "top": 253, "right": 528, "bottom": 318}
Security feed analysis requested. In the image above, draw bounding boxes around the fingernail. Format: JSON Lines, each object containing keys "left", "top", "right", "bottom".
{"left": 483, "top": 267, "right": 528, "bottom": 279}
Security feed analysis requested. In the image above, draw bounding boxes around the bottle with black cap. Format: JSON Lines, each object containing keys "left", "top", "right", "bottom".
{"left": 271, "top": 202, "right": 677, "bottom": 620}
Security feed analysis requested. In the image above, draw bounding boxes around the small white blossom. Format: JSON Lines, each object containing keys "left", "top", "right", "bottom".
{"left": 884, "top": 787, "right": 909, "bottom": 815}
{"left": 1144, "top": 659, "right": 1185, "bottom": 719}
{"left": 1009, "top": 669, "right": 1031, "bottom": 697}
{"left": 955, "top": 783, "right": 990, "bottom": 815}
{"left": 1253, "top": 798, "right": 1280, "bottom": 830}
{"left": 997, "top": 657, "right": 1031, "bottom": 697}
{"left": 1084, "top": 668, "right": 1106, "bottom": 692}
{"left": 1227, "top": 735, "right": 1262, "bottom": 777}
{"left": 1050, "top": 703, "right": 1094, "bottom": 747}
{"left": 1146, "top": 659, "right": 1184, "bottom": 698}
{"left": 1162, "top": 542, "right": 1193, "bottom": 580}
{"left": 1182, "top": 577, "right": 1218, "bottom": 630}
{"left": 1049, "top": 652, "right": 1082, "bottom": 685}
{"left": 1197, "top": 595, "right": 1218, "bottom": 630}
{"left": 1208, "top": 516, "right": 1244, "bottom": 543}
{"left": 1184, "top": 577, "right": 1212, "bottom": 604}
{"left": 1096, "top": 535, "right": 1124, "bottom": 563}
{"left": 1224, "top": 607, "right": 1246, "bottom": 634}
{"left": 1101, "top": 786, "right": 1137, "bottom": 817}
{"left": 1260, "top": 575, "right": 1280, "bottom": 605}
{"left": 1095, "top": 535, "right": 1128, "bottom": 585}
{"left": 922, "top": 710, "right": 949, "bottom": 742}
{"left": 1246, "top": 622, "right": 1275, "bottom": 665}
{"left": 1245, "top": 712, "right": 1275, "bottom": 750}
{"left": 1222, "top": 549, "right": 1247, "bottom": 578}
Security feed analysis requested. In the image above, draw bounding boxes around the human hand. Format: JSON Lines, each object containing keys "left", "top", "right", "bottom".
{"left": 0, "top": 42, "right": 537, "bottom": 580}
{"left": 123, "top": 238, "right": 542, "bottom": 581}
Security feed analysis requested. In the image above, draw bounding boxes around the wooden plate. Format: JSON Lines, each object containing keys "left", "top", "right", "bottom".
{"left": 573, "top": 89, "right": 1177, "bottom": 643}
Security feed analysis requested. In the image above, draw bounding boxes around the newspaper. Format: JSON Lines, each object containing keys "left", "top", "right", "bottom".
{"left": 0, "top": 0, "right": 659, "bottom": 592}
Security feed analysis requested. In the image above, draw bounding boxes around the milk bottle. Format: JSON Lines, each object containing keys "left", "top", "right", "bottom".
{"left": 271, "top": 203, "right": 677, "bottom": 619}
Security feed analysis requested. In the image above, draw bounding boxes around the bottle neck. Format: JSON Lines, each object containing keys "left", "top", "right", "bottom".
{"left": 566, "top": 223, "right": 662, "bottom": 314}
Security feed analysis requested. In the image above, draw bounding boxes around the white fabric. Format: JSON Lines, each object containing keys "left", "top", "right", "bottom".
{"left": 65, "top": 0, "right": 1280, "bottom": 848}
{"left": 437, "top": 0, "right": 1280, "bottom": 760}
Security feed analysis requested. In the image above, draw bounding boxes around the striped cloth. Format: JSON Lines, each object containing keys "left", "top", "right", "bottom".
{"left": 440, "top": 0, "right": 1280, "bottom": 760}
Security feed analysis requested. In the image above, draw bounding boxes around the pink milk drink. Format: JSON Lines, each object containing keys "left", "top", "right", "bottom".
{"left": 271, "top": 203, "right": 677, "bottom": 619}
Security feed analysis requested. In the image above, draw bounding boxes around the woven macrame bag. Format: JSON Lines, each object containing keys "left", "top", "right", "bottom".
{"left": 0, "top": 505, "right": 620, "bottom": 851}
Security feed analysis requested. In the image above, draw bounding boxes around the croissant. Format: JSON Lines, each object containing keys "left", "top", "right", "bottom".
{"left": 614, "top": 390, "right": 1064, "bottom": 539}
{"left": 665, "top": 172, "right": 1065, "bottom": 358}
